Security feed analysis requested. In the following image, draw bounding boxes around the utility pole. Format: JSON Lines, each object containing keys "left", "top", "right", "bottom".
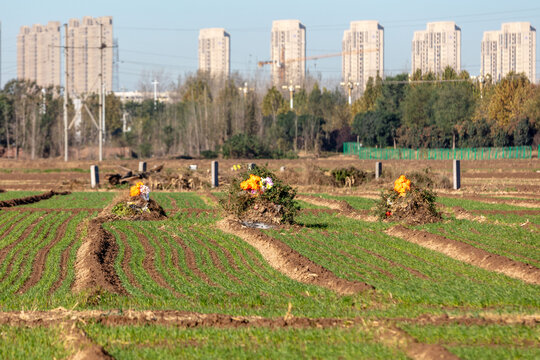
{"left": 282, "top": 81, "right": 301, "bottom": 151}
{"left": 63, "top": 23, "right": 69, "bottom": 162}
{"left": 98, "top": 22, "right": 104, "bottom": 161}
{"left": 152, "top": 79, "right": 159, "bottom": 109}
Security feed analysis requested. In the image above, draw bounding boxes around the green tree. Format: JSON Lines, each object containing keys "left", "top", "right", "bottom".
{"left": 262, "top": 87, "right": 286, "bottom": 125}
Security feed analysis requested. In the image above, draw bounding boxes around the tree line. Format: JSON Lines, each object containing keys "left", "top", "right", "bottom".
{"left": 0, "top": 68, "right": 538, "bottom": 159}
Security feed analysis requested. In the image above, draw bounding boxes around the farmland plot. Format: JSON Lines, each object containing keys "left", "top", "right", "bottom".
{"left": 0, "top": 189, "right": 538, "bottom": 359}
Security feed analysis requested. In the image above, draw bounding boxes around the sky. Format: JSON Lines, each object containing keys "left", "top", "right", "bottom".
{"left": 1, "top": 0, "right": 539, "bottom": 90}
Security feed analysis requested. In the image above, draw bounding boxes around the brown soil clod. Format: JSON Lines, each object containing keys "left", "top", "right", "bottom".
{"left": 386, "top": 225, "right": 540, "bottom": 285}
{"left": 0, "top": 190, "right": 70, "bottom": 207}
{"left": 216, "top": 218, "right": 373, "bottom": 295}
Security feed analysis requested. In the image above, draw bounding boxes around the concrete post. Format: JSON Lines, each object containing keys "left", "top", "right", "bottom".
{"left": 453, "top": 160, "right": 461, "bottom": 190}
{"left": 375, "top": 162, "right": 382, "bottom": 179}
{"left": 90, "top": 165, "right": 99, "bottom": 188}
{"left": 138, "top": 161, "right": 147, "bottom": 172}
{"left": 211, "top": 161, "right": 219, "bottom": 188}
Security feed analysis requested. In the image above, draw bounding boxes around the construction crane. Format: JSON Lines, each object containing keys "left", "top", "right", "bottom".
{"left": 258, "top": 48, "right": 379, "bottom": 84}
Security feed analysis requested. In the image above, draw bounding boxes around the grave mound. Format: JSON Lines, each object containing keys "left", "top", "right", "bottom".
{"left": 220, "top": 166, "right": 299, "bottom": 226}
{"left": 374, "top": 175, "right": 441, "bottom": 225}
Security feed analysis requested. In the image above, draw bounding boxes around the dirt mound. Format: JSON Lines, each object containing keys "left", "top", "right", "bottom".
{"left": 104, "top": 193, "right": 167, "bottom": 221}
{"left": 386, "top": 194, "right": 442, "bottom": 225}
{"left": 0, "top": 190, "right": 70, "bottom": 207}
{"left": 73, "top": 217, "right": 127, "bottom": 295}
{"left": 238, "top": 200, "right": 287, "bottom": 225}
{"left": 217, "top": 219, "right": 373, "bottom": 295}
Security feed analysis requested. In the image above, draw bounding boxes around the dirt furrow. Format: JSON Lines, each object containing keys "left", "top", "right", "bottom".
{"left": 386, "top": 225, "right": 540, "bottom": 285}
{"left": 168, "top": 232, "right": 221, "bottom": 288}
{"left": 0, "top": 212, "right": 30, "bottom": 246}
{"left": 159, "top": 230, "right": 196, "bottom": 284}
{"left": 18, "top": 213, "right": 76, "bottom": 294}
{"left": 191, "top": 231, "right": 243, "bottom": 285}
{"left": 114, "top": 228, "right": 146, "bottom": 292}
{"left": 73, "top": 218, "right": 126, "bottom": 295}
{"left": 0, "top": 190, "right": 70, "bottom": 208}
{"left": 217, "top": 219, "right": 373, "bottom": 295}
{"left": 299, "top": 233, "right": 385, "bottom": 280}
{"left": 0, "top": 213, "right": 48, "bottom": 284}
{"left": 49, "top": 233, "right": 78, "bottom": 295}
{"left": 130, "top": 227, "right": 185, "bottom": 297}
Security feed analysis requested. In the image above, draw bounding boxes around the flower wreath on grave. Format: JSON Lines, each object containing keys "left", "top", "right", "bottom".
{"left": 220, "top": 166, "right": 300, "bottom": 226}
{"left": 374, "top": 175, "right": 441, "bottom": 225}
{"left": 110, "top": 181, "right": 167, "bottom": 220}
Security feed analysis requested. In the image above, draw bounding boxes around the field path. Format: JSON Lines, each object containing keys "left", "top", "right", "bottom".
{"left": 216, "top": 219, "right": 373, "bottom": 295}
{"left": 386, "top": 225, "right": 540, "bottom": 285}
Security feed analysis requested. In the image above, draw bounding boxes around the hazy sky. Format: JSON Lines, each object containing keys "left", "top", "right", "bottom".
{"left": 1, "top": 0, "right": 539, "bottom": 90}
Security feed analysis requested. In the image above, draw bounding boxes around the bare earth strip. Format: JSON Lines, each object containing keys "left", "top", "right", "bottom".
{"left": 0, "top": 309, "right": 537, "bottom": 327}
{"left": 296, "top": 195, "right": 378, "bottom": 221}
{"left": 73, "top": 218, "right": 127, "bottom": 295}
{"left": 386, "top": 225, "right": 540, "bottom": 285}
{"left": 216, "top": 219, "right": 373, "bottom": 295}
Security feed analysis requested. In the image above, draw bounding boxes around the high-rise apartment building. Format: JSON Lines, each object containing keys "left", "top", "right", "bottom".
{"left": 17, "top": 21, "right": 61, "bottom": 88}
{"left": 66, "top": 16, "right": 113, "bottom": 95}
{"left": 198, "top": 28, "right": 230, "bottom": 78}
{"left": 271, "top": 20, "right": 306, "bottom": 86}
{"left": 412, "top": 22, "right": 461, "bottom": 76}
{"left": 342, "top": 20, "right": 384, "bottom": 94}
{"left": 481, "top": 22, "right": 536, "bottom": 83}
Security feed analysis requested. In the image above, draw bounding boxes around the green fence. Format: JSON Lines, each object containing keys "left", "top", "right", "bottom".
{"left": 343, "top": 144, "right": 533, "bottom": 160}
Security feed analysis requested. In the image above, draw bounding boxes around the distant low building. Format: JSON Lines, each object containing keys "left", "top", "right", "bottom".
{"left": 115, "top": 90, "right": 171, "bottom": 104}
